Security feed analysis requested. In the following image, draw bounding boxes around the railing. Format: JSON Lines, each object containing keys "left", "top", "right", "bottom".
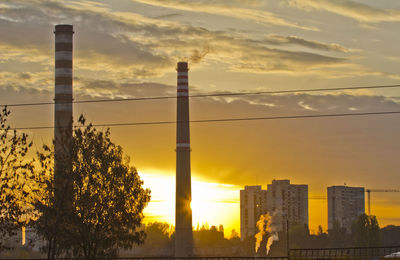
{"left": 117, "top": 258, "right": 287, "bottom": 260}
{"left": 0, "top": 257, "right": 287, "bottom": 260}
{"left": 289, "top": 245, "right": 400, "bottom": 259}
{"left": 2, "top": 248, "right": 400, "bottom": 260}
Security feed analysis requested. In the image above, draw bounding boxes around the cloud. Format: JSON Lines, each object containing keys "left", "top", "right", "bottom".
{"left": 133, "top": 0, "right": 319, "bottom": 31}
{"left": 0, "top": 71, "right": 53, "bottom": 93}
{"left": 74, "top": 78, "right": 177, "bottom": 99}
{"left": 231, "top": 47, "right": 344, "bottom": 73}
{"left": 2, "top": 75, "right": 400, "bottom": 198}
{"left": 262, "top": 35, "right": 350, "bottom": 53}
{"left": 208, "top": 91, "right": 400, "bottom": 115}
{"left": 0, "top": 0, "right": 175, "bottom": 78}
{"left": 0, "top": 0, "right": 356, "bottom": 85}
{"left": 288, "top": 0, "right": 400, "bottom": 23}
{"left": 189, "top": 45, "right": 210, "bottom": 64}
{"left": 1, "top": 0, "right": 397, "bottom": 93}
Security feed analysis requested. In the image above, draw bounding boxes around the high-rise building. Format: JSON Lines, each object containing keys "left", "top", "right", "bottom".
{"left": 266, "top": 180, "right": 308, "bottom": 232}
{"left": 240, "top": 185, "right": 267, "bottom": 240}
{"left": 328, "top": 186, "right": 365, "bottom": 232}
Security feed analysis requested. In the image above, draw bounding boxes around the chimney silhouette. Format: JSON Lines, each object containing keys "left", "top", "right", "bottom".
{"left": 54, "top": 24, "right": 74, "bottom": 206}
{"left": 175, "top": 61, "right": 193, "bottom": 257}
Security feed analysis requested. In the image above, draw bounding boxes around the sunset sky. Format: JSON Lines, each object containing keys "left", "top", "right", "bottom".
{"left": 1, "top": 0, "right": 400, "bottom": 236}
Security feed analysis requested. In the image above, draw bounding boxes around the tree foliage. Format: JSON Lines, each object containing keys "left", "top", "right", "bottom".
{"left": 34, "top": 116, "right": 151, "bottom": 259}
{"left": 352, "top": 214, "right": 380, "bottom": 247}
{"left": 380, "top": 225, "right": 400, "bottom": 246}
{"left": 328, "top": 220, "right": 351, "bottom": 247}
{"left": 143, "top": 222, "right": 173, "bottom": 252}
{"left": 0, "top": 107, "right": 35, "bottom": 250}
{"left": 145, "top": 222, "right": 172, "bottom": 247}
{"left": 32, "top": 145, "right": 67, "bottom": 259}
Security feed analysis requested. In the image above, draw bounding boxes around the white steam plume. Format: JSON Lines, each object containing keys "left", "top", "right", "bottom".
{"left": 255, "top": 212, "right": 280, "bottom": 255}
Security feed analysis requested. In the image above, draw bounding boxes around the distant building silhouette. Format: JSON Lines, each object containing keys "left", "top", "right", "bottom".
{"left": 266, "top": 180, "right": 308, "bottom": 232}
{"left": 328, "top": 185, "right": 365, "bottom": 232}
{"left": 193, "top": 225, "right": 225, "bottom": 256}
{"left": 240, "top": 185, "right": 267, "bottom": 240}
{"left": 240, "top": 181, "right": 308, "bottom": 240}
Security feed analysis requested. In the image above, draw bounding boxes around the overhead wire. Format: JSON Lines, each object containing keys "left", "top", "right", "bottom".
{"left": 1, "top": 83, "right": 400, "bottom": 108}
{"left": 10, "top": 110, "right": 400, "bottom": 131}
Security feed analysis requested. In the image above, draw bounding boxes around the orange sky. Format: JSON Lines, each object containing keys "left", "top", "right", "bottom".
{"left": 139, "top": 171, "right": 400, "bottom": 237}
{"left": 1, "top": 0, "right": 400, "bottom": 238}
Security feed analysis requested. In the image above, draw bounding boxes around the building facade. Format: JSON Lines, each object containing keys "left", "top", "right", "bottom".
{"left": 266, "top": 180, "right": 309, "bottom": 232}
{"left": 328, "top": 186, "right": 365, "bottom": 232}
{"left": 240, "top": 185, "right": 268, "bottom": 240}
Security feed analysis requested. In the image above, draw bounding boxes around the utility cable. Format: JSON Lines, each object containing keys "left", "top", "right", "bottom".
{"left": 10, "top": 110, "right": 400, "bottom": 131}
{"left": 1, "top": 84, "right": 400, "bottom": 108}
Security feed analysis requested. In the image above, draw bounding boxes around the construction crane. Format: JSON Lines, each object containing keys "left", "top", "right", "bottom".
{"left": 366, "top": 189, "right": 400, "bottom": 215}
{"left": 310, "top": 189, "right": 399, "bottom": 216}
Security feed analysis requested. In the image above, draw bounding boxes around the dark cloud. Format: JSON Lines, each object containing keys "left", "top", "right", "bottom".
{"left": 133, "top": 0, "right": 317, "bottom": 31}
{"left": 0, "top": 0, "right": 350, "bottom": 80}
{"left": 235, "top": 47, "right": 344, "bottom": 72}
{"left": 289, "top": 0, "right": 400, "bottom": 23}
{"left": 189, "top": 45, "right": 210, "bottom": 64}
{"left": 74, "top": 78, "right": 177, "bottom": 98}
{"left": 0, "top": 19, "right": 51, "bottom": 49}
{"left": 151, "top": 13, "right": 181, "bottom": 19}
{"left": 2, "top": 77, "right": 400, "bottom": 193}
{"left": 262, "top": 35, "right": 349, "bottom": 53}
{"left": 0, "top": 1, "right": 174, "bottom": 76}
{"left": 18, "top": 73, "right": 32, "bottom": 80}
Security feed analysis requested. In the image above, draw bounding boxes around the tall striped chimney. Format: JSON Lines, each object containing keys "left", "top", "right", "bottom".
{"left": 175, "top": 61, "right": 193, "bottom": 257}
{"left": 54, "top": 24, "right": 74, "bottom": 205}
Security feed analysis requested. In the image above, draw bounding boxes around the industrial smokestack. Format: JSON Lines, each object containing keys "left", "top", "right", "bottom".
{"left": 54, "top": 24, "right": 74, "bottom": 205}
{"left": 175, "top": 61, "right": 193, "bottom": 257}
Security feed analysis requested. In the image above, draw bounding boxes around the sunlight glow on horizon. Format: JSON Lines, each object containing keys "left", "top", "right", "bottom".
{"left": 138, "top": 170, "right": 330, "bottom": 237}
{"left": 139, "top": 170, "right": 400, "bottom": 237}
{"left": 139, "top": 170, "right": 240, "bottom": 237}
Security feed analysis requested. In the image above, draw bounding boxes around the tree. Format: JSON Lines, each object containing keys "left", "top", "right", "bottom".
{"left": 309, "top": 225, "right": 328, "bottom": 248}
{"left": 317, "top": 225, "right": 324, "bottom": 236}
{"left": 328, "top": 220, "right": 351, "bottom": 247}
{"left": 132, "top": 222, "right": 173, "bottom": 256}
{"left": 218, "top": 224, "right": 224, "bottom": 233}
{"left": 380, "top": 225, "right": 400, "bottom": 246}
{"left": 145, "top": 222, "right": 172, "bottom": 247}
{"left": 32, "top": 145, "right": 69, "bottom": 259}
{"left": 288, "top": 223, "right": 310, "bottom": 249}
{"left": 230, "top": 229, "right": 239, "bottom": 240}
{"left": 0, "top": 107, "right": 35, "bottom": 250}
{"left": 352, "top": 214, "right": 380, "bottom": 247}
{"left": 34, "top": 116, "right": 151, "bottom": 259}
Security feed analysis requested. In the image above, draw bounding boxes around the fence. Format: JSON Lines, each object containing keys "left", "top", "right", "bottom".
{"left": 289, "top": 245, "right": 400, "bottom": 259}
{"left": 117, "top": 258, "right": 287, "bottom": 260}
{"left": 2, "top": 247, "right": 400, "bottom": 260}
{"left": 0, "top": 256, "right": 288, "bottom": 260}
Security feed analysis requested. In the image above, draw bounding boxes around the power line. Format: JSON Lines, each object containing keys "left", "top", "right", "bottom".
{"left": 11, "top": 110, "right": 400, "bottom": 131}
{"left": 2, "top": 84, "right": 400, "bottom": 108}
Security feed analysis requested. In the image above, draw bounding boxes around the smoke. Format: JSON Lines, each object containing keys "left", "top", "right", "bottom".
{"left": 255, "top": 213, "right": 270, "bottom": 253}
{"left": 189, "top": 45, "right": 210, "bottom": 64}
{"left": 255, "top": 213, "right": 279, "bottom": 255}
{"left": 266, "top": 232, "right": 279, "bottom": 254}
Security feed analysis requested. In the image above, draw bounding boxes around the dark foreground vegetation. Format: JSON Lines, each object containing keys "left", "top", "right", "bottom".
{"left": 0, "top": 108, "right": 150, "bottom": 259}
{"left": 2, "top": 220, "right": 400, "bottom": 258}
